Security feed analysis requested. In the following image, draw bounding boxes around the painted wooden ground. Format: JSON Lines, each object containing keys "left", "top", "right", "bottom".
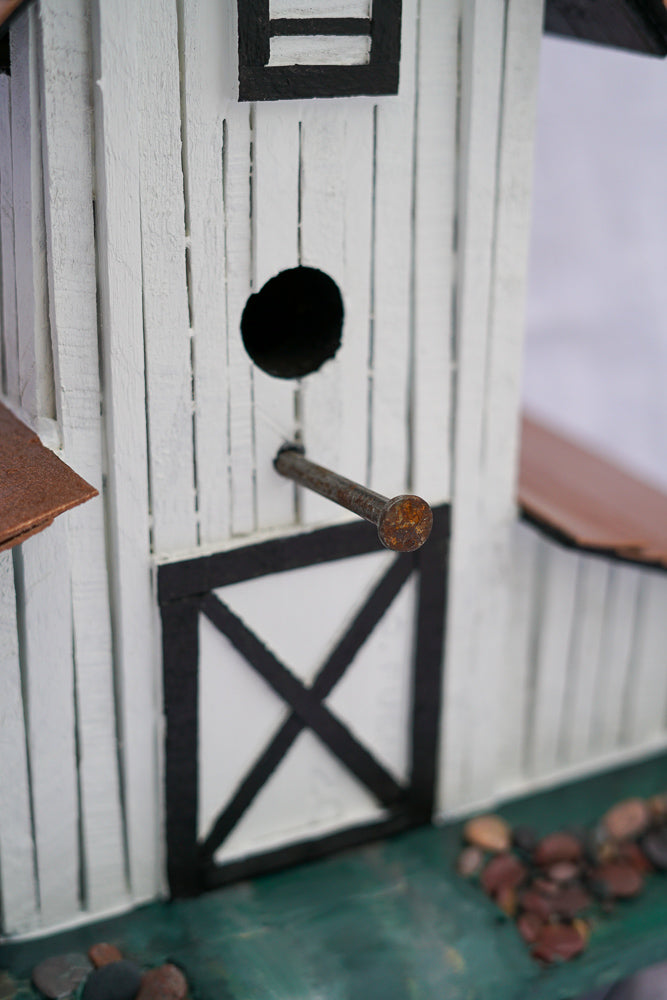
{"left": 1, "top": 753, "right": 667, "bottom": 1000}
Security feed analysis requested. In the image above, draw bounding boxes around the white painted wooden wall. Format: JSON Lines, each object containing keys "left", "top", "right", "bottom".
{"left": 1, "top": 0, "right": 666, "bottom": 939}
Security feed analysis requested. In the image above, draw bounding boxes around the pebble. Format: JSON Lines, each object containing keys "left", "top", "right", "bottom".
{"left": 640, "top": 828, "right": 667, "bottom": 870}
{"left": 532, "top": 923, "right": 586, "bottom": 963}
{"left": 532, "top": 877, "right": 560, "bottom": 896}
{"left": 533, "top": 832, "right": 583, "bottom": 867}
{"left": 550, "top": 884, "right": 593, "bottom": 919}
{"left": 456, "top": 791, "right": 667, "bottom": 966}
{"left": 0, "top": 971, "right": 18, "bottom": 1000}
{"left": 512, "top": 826, "right": 538, "bottom": 856}
{"left": 591, "top": 862, "right": 644, "bottom": 899}
{"left": 517, "top": 912, "right": 543, "bottom": 945}
{"left": 547, "top": 860, "right": 580, "bottom": 883}
{"left": 89, "top": 944, "right": 124, "bottom": 969}
{"left": 32, "top": 953, "right": 93, "bottom": 998}
{"left": 602, "top": 798, "right": 650, "bottom": 841}
{"left": 457, "top": 846, "right": 484, "bottom": 877}
{"left": 480, "top": 853, "right": 526, "bottom": 896}
{"left": 136, "top": 964, "right": 188, "bottom": 1000}
{"left": 81, "top": 960, "right": 143, "bottom": 1000}
{"left": 463, "top": 814, "right": 511, "bottom": 853}
{"left": 647, "top": 793, "right": 667, "bottom": 823}
{"left": 616, "top": 841, "right": 653, "bottom": 874}
{"left": 520, "top": 888, "right": 553, "bottom": 922}
{"left": 495, "top": 884, "right": 517, "bottom": 918}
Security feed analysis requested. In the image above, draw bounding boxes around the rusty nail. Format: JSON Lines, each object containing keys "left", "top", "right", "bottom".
{"left": 274, "top": 445, "right": 433, "bottom": 553}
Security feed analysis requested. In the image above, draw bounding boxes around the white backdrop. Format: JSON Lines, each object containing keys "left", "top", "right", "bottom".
{"left": 523, "top": 35, "right": 667, "bottom": 491}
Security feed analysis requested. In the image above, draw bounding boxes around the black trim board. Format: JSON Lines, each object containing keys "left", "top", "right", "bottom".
{"left": 237, "top": 0, "right": 402, "bottom": 100}
{"left": 202, "top": 811, "right": 417, "bottom": 890}
{"left": 159, "top": 515, "right": 414, "bottom": 603}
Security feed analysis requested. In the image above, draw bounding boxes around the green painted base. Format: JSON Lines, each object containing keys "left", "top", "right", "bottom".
{"left": 2, "top": 752, "right": 667, "bottom": 1000}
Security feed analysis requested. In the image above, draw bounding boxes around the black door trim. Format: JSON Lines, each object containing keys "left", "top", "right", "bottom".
{"left": 159, "top": 505, "right": 449, "bottom": 897}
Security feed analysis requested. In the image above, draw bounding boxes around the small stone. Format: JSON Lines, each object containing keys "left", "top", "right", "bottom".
{"left": 517, "top": 912, "right": 543, "bottom": 945}
{"left": 0, "top": 971, "right": 18, "bottom": 1000}
{"left": 480, "top": 853, "right": 527, "bottom": 896}
{"left": 88, "top": 944, "right": 124, "bottom": 969}
{"left": 596, "top": 839, "right": 618, "bottom": 865}
{"left": 591, "top": 862, "right": 643, "bottom": 899}
{"left": 457, "top": 846, "right": 484, "bottom": 877}
{"left": 532, "top": 923, "right": 586, "bottom": 963}
{"left": 647, "top": 793, "right": 667, "bottom": 824}
{"left": 551, "top": 884, "right": 593, "bottom": 919}
{"left": 463, "top": 814, "right": 511, "bottom": 853}
{"left": 584, "top": 825, "right": 612, "bottom": 865}
{"left": 602, "top": 798, "right": 650, "bottom": 841}
{"left": 533, "top": 832, "right": 583, "bottom": 867}
{"left": 532, "top": 877, "right": 560, "bottom": 897}
{"left": 573, "top": 918, "right": 590, "bottom": 945}
{"left": 495, "top": 884, "right": 517, "bottom": 918}
{"left": 616, "top": 841, "right": 653, "bottom": 874}
{"left": 137, "top": 964, "right": 188, "bottom": 1000}
{"left": 640, "top": 828, "right": 667, "bottom": 870}
{"left": 82, "top": 960, "right": 142, "bottom": 1000}
{"left": 512, "top": 825, "right": 538, "bottom": 856}
{"left": 547, "top": 860, "right": 580, "bottom": 883}
{"left": 520, "top": 888, "right": 554, "bottom": 922}
{"left": 32, "top": 954, "right": 93, "bottom": 998}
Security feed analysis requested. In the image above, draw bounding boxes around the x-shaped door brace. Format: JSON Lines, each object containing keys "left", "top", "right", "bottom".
{"left": 159, "top": 506, "right": 449, "bottom": 897}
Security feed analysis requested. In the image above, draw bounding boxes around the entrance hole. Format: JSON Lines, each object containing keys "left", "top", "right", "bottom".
{"left": 241, "top": 266, "right": 343, "bottom": 379}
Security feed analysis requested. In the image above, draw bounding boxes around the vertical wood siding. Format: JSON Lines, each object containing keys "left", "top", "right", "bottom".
{"left": 0, "top": 551, "right": 38, "bottom": 934}
{"left": 495, "top": 530, "right": 667, "bottom": 808}
{"left": 91, "top": 0, "right": 162, "bottom": 908}
{"left": 39, "top": 0, "right": 128, "bottom": 917}
{"left": 2, "top": 0, "right": 667, "bottom": 938}
{"left": 9, "top": 7, "right": 54, "bottom": 424}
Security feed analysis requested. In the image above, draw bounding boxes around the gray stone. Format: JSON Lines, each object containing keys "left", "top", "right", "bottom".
{"left": 81, "top": 960, "right": 142, "bottom": 1000}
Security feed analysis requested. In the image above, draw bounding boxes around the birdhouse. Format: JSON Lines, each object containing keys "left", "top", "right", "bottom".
{"left": 1, "top": 0, "right": 667, "bottom": 962}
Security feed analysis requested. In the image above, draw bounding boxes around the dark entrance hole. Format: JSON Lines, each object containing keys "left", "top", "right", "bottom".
{"left": 241, "top": 266, "right": 343, "bottom": 379}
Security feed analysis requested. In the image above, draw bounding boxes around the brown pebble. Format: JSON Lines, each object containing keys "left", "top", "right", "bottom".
{"left": 137, "top": 964, "right": 188, "bottom": 1000}
{"left": 647, "top": 793, "right": 667, "bottom": 823}
{"left": 573, "top": 918, "right": 590, "bottom": 945}
{"left": 532, "top": 923, "right": 586, "bottom": 963}
{"left": 0, "top": 971, "right": 18, "bottom": 1000}
{"left": 88, "top": 943, "right": 123, "bottom": 969}
{"left": 496, "top": 884, "right": 517, "bottom": 918}
{"left": 463, "top": 814, "right": 511, "bottom": 853}
{"left": 532, "top": 877, "right": 560, "bottom": 897}
{"left": 520, "top": 888, "right": 554, "bottom": 922}
{"left": 592, "top": 862, "right": 644, "bottom": 899}
{"left": 596, "top": 839, "right": 619, "bottom": 864}
{"left": 534, "top": 832, "right": 583, "bottom": 867}
{"left": 547, "top": 861, "right": 580, "bottom": 883}
{"left": 457, "top": 846, "right": 484, "bottom": 877}
{"left": 551, "top": 884, "right": 593, "bottom": 919}
{"left": 517, "top": 912, "right": 544, "bottom": 945}
{"left": 602, "top": 798, "right": 649, "bottom": 841}
{"left": 617, "top": 841, "right": 653, "bottom": 874}
{"left": 480, "top": 853, "right": 527, "bottom": 896}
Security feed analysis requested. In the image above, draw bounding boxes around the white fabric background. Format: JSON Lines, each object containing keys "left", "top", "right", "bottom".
{"left": 522, "top": 35, "right": 667, "bottom": 491}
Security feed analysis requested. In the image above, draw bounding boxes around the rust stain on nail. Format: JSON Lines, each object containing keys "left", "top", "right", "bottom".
{"left": 274, "top": 446, "right": 433, "bottom": 553}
